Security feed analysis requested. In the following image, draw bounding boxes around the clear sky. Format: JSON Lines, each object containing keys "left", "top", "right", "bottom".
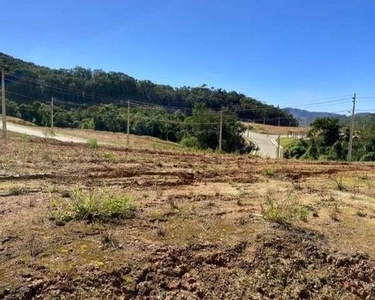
{"left": 2, "top": 0, "right": 375, "bottom": 113}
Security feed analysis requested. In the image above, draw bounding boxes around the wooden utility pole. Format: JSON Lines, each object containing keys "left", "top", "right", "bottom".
{"left": 1, "top": 68, "right": 7, "bottom": 139}
{"left": 50, "top": 97, "right": 54, "bottom": 133}
{"left": 219, "top": 110, "right": 223, "bottom": 152}
{"left": 126, "top": 99, "right": 130, "bottom": 148}
{"left": 347, "top": 93, "right": 356, "bottom": 162}
{"left": 277, "top": 134, "right": 281, "bottom": 158}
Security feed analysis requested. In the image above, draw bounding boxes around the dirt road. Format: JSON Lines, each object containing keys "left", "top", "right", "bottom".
{"left": 0, "top": 122, "right": 87, "bottom": 143}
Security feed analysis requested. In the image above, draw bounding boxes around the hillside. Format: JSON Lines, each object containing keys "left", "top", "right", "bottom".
{"left": 0, "top": 52, "right": 297, "bottom": 126}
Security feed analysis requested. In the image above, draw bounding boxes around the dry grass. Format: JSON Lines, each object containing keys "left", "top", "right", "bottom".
{"left": 1, "top": 133, "right": 375, "bottom": 298}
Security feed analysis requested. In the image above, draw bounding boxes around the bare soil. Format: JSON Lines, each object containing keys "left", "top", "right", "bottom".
{"left": 1, "top": 134, "right": 375, "bottom": 299}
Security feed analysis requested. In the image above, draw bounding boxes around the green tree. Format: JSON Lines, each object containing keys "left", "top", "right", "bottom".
{"left": 309, "top": 117, "right": 340, "bottom": 147}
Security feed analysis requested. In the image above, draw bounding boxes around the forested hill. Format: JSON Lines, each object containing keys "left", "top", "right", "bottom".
{"left": 0, "top": 52, "right": 297, "bottom": 126}
{"left": 284, "top": 108, "right": 343, "bottom": 126}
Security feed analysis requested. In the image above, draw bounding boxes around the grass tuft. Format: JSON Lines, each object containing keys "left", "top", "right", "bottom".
{"left": 50, "top": 188, "right": 135, "bottom": 223}
{"left": 260, "top": 191, "right": 309, "bottom": 224}
{"left": 333, "top": 176, "right": 347, "bottom": 191}
{"left": 87, "top": 138, "right": 99, "bottom": 149}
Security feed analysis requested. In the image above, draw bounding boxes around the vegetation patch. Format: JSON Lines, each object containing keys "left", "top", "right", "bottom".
{"left": 50, "top": 188, "right": 135, "bottom": 223}
{"left": 260, "top": 192, "right": 309, "bottom": 224}
{"left": 87, "top": 138, "right": 99, "bottom": 149}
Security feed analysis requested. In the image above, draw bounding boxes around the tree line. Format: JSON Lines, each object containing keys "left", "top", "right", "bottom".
{"left": 6, "top": 100, "right": 249, "bottom": 153}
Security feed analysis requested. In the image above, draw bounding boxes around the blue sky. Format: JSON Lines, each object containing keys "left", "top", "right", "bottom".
{"left": 2, "top": 0, "right": 375, "bottom": 113}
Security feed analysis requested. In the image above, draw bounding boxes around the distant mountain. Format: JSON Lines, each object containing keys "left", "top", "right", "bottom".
{"left": 285, "top": 107, "right": 375, "bottom": 128}
{"left": 284, "top": 108, "right": 344, "bottom": 125}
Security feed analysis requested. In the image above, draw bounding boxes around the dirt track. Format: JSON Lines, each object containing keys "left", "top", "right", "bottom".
{"left": 1, "top": 134, "right": 375, "bottom": 299}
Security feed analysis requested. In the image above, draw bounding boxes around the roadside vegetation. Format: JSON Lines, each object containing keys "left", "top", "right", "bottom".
{"left": 284, "top": 117, "right": 375, "bottom": 161}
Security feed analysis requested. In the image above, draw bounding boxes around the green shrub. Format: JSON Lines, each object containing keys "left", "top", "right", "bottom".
{"left": 50, "top": 188, "right": 135, "bottom": 223}
{"left": 103, "top": 151, "right": 116, "bottom": 163}
{"left": 180, "top": 136, "right": 200, "bottom": 148}
{"left": 87, "top": 138, "right": 99, "bottom": 149}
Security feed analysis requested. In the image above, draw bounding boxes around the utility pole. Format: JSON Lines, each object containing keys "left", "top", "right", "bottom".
{"left": 347, "top": 93, "right": 356, "bottom": 162}
{"left": 219, "top": 110, "right": 223, "bottom": 152}
{"left": 277, "top": 134, "right": 281, "bottom": 158}
{"left": 126, "top": 99, "right": 130, "bottom": 148}
{"left": 50, "top": 97, "right": 54, "bottom": 134}
{"left": 278, "top": 116, "right": 281, "bottom": 127}
{"left": 1, "top": 68, "right": 7, "bottom": 139}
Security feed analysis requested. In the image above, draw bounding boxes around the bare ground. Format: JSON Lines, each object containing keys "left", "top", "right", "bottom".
{"left": 0, "top": 134, "right": 375, "bottom": 299}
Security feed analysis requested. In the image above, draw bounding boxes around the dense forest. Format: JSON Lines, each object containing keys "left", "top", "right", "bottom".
{"left": 284, "top": 117, "right": 375, "bottom": 161}
{"left": 0, "top": 52, "right": 297, "bottom": 127}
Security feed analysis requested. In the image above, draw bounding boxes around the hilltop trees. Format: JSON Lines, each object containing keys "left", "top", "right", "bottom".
{"left": 0, "top": 52, "right": 298, "bottom": 127}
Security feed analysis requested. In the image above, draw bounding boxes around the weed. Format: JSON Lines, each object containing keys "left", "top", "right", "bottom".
{"left": 333, "top": 176, "right": 347, "bottom": 191}
{"left": 156, "top": 189, "right": 164, "bottom": 199}
{"left": 101, "top": 229, "right": 120, "bottom": 248}
{"left": 29, "top": 199, "right": 36, "bottom": 208}
{"left": 329, "top": 210, "right": 340, "bottom": 222}
{"left": 351, "top": 185, "right": 360, "bottom": 199}
{"left": 294, "top": 207, "right": 309, "bottom": 222}
{"left": 50, "top": 188, "right": 135, "bottom": 223}
{"left": 169, "top": 199, "right": 183, "bottom": 211}
{"left": 206, "top": 200, "right": 216, "bottom": 209}
{"left": 43, "top": 129, "right": 55, "bottom": 137}
{"left": 20, "top": 133, "right": 30, "bottom": 143}
{"left": 199, "top": 218, "right": 217, "bottom": 232}
{"left": 87, "top": 138, "right": 99, "bottom": 149}
{"left": 356, "top": 210, "right": 367, "bottom": 218}
{"left": 237, "top": 197, "right": 246, "bottom": 206}
{"left": 291, "top": 180, "right": 302, "bottom": 190}
{"left": 264, "top": 168, "right": 277, "bottom": 177}
{"left": 103, "top": 151, "right": 116, "bottom": 163}
{"left": 238, "top": 189, "right": 247, "bottom": 198}
{"left": 61, "top": 191, "right": 70, "bottom": 198}
{"left": 8, "top": 187, "right": 27, "bottom": 196}
{"left": 260, "top": 191, "right": 309, "bottom": 224}
{"left": 155, "top": 224, "right": 166, "bottom": 237}
{"left": 28, "top": 234, "right": 44, "bottom": 258}
{"left": 238, "top": 217, "right": 247, "bottom": 226}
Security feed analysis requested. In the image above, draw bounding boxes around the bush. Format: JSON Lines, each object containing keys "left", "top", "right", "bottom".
{"left": 360, "top": 152, "right": 375, "bottom": 161}
{"left": 87, "top": 138, "right": 99, "bottom": 149}
{"left": 283, "top": 143, "right": 306, "bottom": 159}
{"left": 50, "top": 188, "right": 135, "bottom": 223}
{"left": 180, "top": 136, "right": 200, "bottom": 148}
{"left": 103, "top": 151, "right": 116, "bottom": 163}
{"left": 260, "top": 192, "right": 308, "bottom": 224}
